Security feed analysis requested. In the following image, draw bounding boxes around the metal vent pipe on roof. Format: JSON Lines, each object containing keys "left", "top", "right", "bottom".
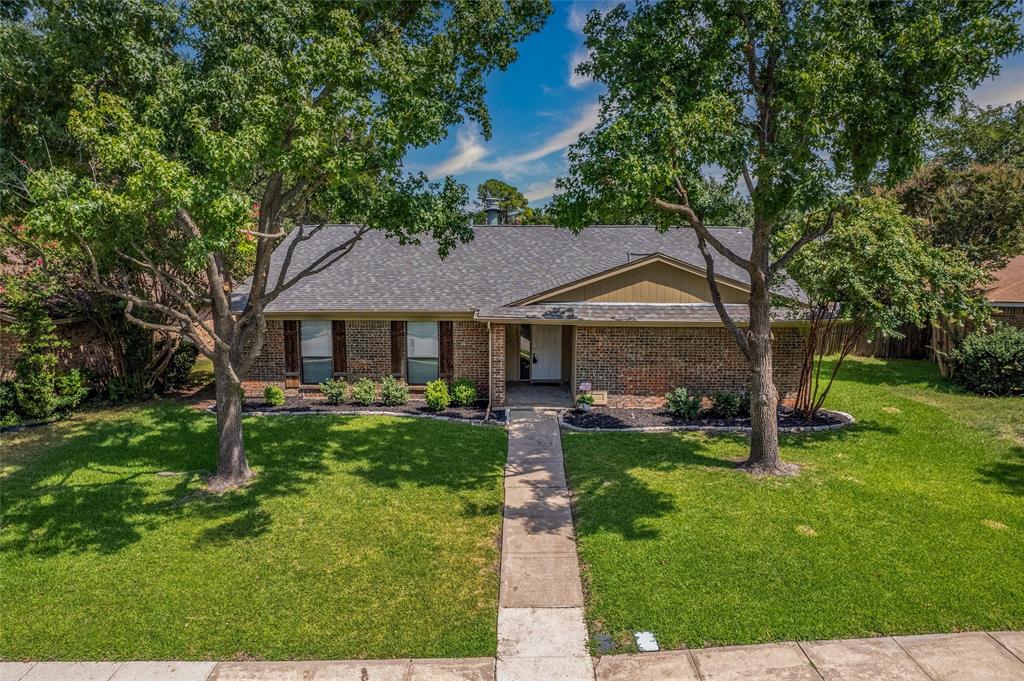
{"left": 484, "top": 196, "right": 500, "bottom": 225}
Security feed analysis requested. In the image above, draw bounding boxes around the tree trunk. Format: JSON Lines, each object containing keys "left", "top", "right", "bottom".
{"left": 210, "top": 354, "right": 253, "bottom": 490}
{"left": 741, "top": 239, "right": 796, "bottom": 476}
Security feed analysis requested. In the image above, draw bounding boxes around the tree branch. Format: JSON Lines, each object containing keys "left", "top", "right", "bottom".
{"left": 696, "top": 230, "right": 752, "bottom": 360}
{"left": 771, "top": 207, "right": 836, "bottom": 275}
{"left": 651, "top": 196, "right": 752, "bottom": 270}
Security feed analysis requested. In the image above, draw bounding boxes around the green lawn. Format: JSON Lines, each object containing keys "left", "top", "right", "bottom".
{"left": 0, "top": 406, "right": 506, "bottom": 661}
{"left": 563, "top": 358, "right": 1024, "bottom": 652}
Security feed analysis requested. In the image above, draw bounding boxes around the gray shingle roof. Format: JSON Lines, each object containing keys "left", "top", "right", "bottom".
{"left": 233, "top": 224, "right": 797, "bottom": 314}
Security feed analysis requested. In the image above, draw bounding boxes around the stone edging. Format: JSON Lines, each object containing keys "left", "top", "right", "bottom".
{"left": 206, "top": 405, "right": 508, "bottom": 429}
{"left": 558, "top": 409, "right": 856, "bottom": 434}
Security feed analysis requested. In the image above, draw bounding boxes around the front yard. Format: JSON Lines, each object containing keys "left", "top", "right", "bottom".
{"left": 0, "top": 407, "right": 506, "bottom": 661}
{"left": 564, "top": 358, "right": 1024, "bottom": 651}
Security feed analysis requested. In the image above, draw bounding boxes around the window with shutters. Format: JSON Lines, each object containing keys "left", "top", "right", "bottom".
{"left": 406, "top": 321, "right": 439, "bottom": 385}
{"left": 300, "top": 320, "right": 333, "bottom": 384}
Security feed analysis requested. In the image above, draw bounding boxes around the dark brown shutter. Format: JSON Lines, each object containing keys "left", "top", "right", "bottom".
{"left": 283, "top": 320, "right": 300, "bottom": 388}
{"left": 332, "top": 321, "right": 347, "bottom": 375}
{"left": 439, "top": 321, "right": 453, "bottom": 382}
{"left": 390, "top": 321, "right": 406, "bottom": 376}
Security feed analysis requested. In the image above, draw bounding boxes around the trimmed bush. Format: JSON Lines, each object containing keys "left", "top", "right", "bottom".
{"left": 380, "top": 376, "right": 410, "bottom": 406}
{"left": 710, "top": 390, "right": 747, "bottom": 419}
{"left": 951, "top": 325, "right": 1024, "bottom": 396}
{"left": 424, "top": 378, "right": 451, "bottom": 411}
{"left": 264, "top": 385, "right": 285, "bottom": 406}
{"left": 451, "top": 378, "right": 478, "bottom": 407}
{"left": 665, "top": 387, "right": 702, "bottom": 420}
{"left": 352, "top": 378, "right": 377, "bottom": 406}
{"left": 320, "top": 378, "right": 349, "bottom": 404}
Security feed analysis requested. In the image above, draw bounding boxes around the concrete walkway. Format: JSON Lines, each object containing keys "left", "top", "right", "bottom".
{"left": 496, "top": 409, "right": 594, "bottom": 681}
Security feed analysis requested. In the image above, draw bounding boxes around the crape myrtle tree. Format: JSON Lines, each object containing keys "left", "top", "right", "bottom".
{"left": 549, "top": 0, "right": 1022, "bottom": 475}
{"left": 785, "top": 197, "right": 984, "bottom": 419}
{"left": 14, "top": 0, "right": 551, "bottom": 489}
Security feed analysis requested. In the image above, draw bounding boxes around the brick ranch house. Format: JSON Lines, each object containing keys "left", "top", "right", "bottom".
{"left": 236, "top": 223, "right": 810, "bottom": 408}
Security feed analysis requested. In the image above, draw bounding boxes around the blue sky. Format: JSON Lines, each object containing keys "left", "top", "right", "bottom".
{"left": 405, "top": 1, "right": 1024, "bottom": 209}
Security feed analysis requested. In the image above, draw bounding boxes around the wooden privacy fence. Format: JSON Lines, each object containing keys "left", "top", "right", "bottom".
{"left": 818, "top": 322, "right": 934, "bottom": 360}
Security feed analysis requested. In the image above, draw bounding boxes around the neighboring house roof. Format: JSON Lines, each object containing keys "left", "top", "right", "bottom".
{"left": 987, "top": 255, "right": 1024, "bottom": 305}
{"left": 234, "top": 224, "right": 803, "bottom": 320}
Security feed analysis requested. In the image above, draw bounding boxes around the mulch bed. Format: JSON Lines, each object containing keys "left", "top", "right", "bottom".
{"left": 563, "top": 406, "right": 845, "bottom": 430}
{"left": 235, "top": 396, "right": 505, "bottom": 423}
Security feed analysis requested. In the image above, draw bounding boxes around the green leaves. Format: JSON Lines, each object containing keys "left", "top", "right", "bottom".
{"left": 551, "top": 0, "right": 1023, "bottom": 229}
{"left": 787, "top": 197, "right": 987, "bottom": 337}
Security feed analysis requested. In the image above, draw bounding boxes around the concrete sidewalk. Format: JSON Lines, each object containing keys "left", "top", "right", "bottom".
{"left": 4, "top": 632, "right": 1022, "bottom": 680}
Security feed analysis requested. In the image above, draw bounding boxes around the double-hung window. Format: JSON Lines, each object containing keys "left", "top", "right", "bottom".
{"left": 406, "top": 321, "right": 439, "bottom": 384}
{"left": 300, "top": 320, "right": 333, "bottom": 384}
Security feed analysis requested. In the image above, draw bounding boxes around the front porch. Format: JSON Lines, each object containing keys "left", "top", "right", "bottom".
{"left": 504, "top": 382, "right": 574, "bottom": 409}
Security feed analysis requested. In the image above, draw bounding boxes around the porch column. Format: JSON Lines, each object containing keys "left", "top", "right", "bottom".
{"left": 489, "top": 323, "right": 506, "bottom": 406}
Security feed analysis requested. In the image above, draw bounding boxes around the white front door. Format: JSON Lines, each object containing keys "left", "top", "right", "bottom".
{"left": 531, "top": 325, "right": 562, "bottom": 382}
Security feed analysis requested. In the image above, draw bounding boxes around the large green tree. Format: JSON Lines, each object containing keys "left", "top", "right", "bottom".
{"left": 8, "top": 0, "right": 550, "bottom": 488}
{"left": 550, "top": 0, "right": 1022, "bottom": 474}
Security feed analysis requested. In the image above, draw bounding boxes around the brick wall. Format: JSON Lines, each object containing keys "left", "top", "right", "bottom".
{"left": 453, "top": 321, "right": 488, "bottom": 393}
{"left": 1, "top": 318, "right": 114, "bottom": 381}
{"left": 574, "top": 325, "right": 806, "bottom": 406}
{"left": 345, "top": 320, "right": 392, "bottom": 378}
{"left": 994, "top": 306, "right": 1024, "bottom": 330}
{"left": 246, "top": 320, "right": 285, "bottom": 383}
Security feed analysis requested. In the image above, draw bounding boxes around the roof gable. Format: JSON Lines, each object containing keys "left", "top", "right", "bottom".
{"left": 512, "top": 253, "right": 750, "bottom": 306}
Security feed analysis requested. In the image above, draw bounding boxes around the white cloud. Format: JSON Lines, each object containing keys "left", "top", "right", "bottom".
{"left": 425, "top": 126, "right": 487, "bottom": 177}
{"left": 970, "top": 63, "right": 1024, "bottom": 107}
{"left": 568, "top": 47, "right": 592, "bottom": 89}
{"left": 499, "top": 102, "right": 600, "bottom": 167}
{"left": 567, "top": 3, "right": 589, "bottom": 34}
{"left": 524, "top": 179, "right": 559, "bottom": 203}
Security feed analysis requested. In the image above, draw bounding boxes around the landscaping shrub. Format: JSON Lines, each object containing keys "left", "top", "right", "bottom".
{"left": 380, "top": 375, "right": 410, "bottom": 406}
{"left": 665, "top": 387, "right": 702, "bottom": 419}
{"left": 352, "top": 378, "right": 376, "bottom": 406}
{"left": 5, "top": 271, "right": 86, "bottom": 419}
{"left": 951, "top": 325, "right": 1024, "bottom": 396}
{"left": 264, "top": 385, "right": 285, "bottom": 406}
{"left": 577, "top": 392, "right": 595, "bottom": 407}
{"left": 451, "top": 378, "right": 478, "bottom": 407}
{"left": 320, "top": 378, "right": 349, "bottom": 404}
{"left": 0, "top": 380, "right": 18, "bottom": 426}
{"left": 424, "top": 378, "right": 451, "bottom": 411}
{"left": 710, "top": 390, "right": 747, "bottom": 419}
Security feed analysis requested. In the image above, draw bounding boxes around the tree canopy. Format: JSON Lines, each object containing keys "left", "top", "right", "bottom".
{"left": 927, "top": 100, "right": 1024, "bottom": 169}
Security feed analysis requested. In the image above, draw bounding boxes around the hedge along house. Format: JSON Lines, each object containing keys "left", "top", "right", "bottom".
{"left": 233, "top": 223, "right": 809, "bottom": 408}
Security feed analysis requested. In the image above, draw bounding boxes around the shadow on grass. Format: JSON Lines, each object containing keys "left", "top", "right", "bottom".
{"left": 565, "top": 431, "right": 746, "bottom": 541}
{"left": 1, "top": 405, "right": 504, "bottom": 557}
{"left": 976, "top": 445, "right": 1024, "bottom": 497}
{"left": 567, "top": 403, "right": 901, "bottom": 542}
